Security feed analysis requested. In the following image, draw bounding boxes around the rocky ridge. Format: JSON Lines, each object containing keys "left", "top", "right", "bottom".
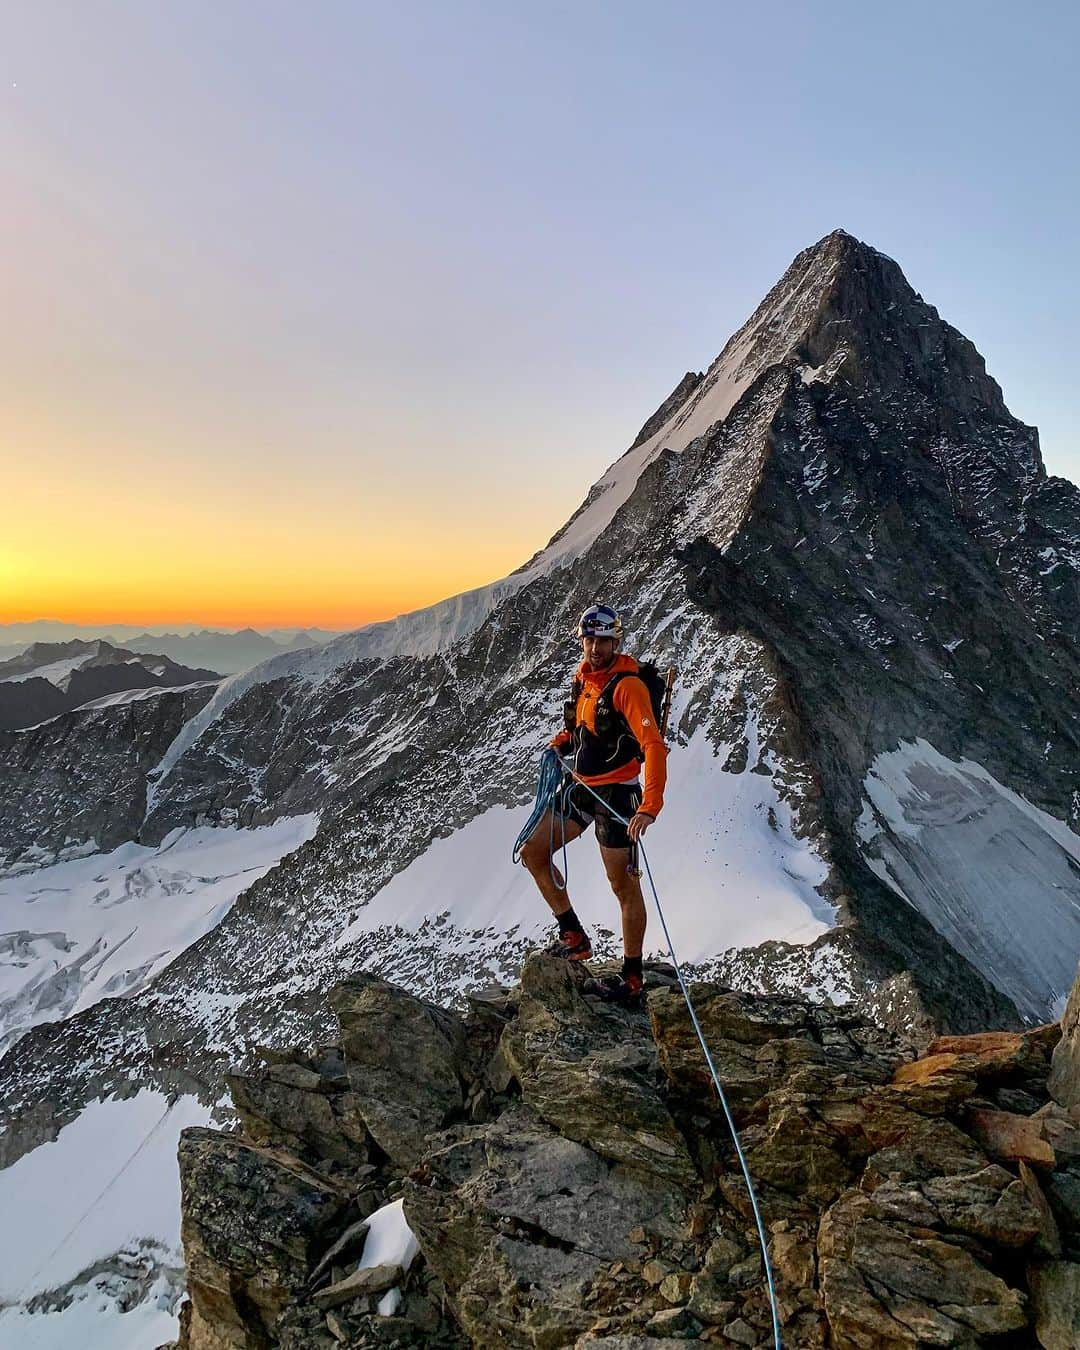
{"left": 174, "top": 953, "right": 1080, "bottom": 1349}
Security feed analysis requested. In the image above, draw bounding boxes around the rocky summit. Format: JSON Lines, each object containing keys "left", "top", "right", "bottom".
{"left": 1, "top": 230, "right": 1078, "bottom": 1342}
{"left": 174, "top": 954, "right": 1080, "bottom": 1348}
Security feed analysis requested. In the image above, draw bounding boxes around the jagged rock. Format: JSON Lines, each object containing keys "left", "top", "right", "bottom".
{"left": 1049, "top": 962, "right": 1080, "bottom": 1109}
{"left": 888, "top": 1054, "right": 980, "bottom": 1114}
{"left": 329, "top": 974, "right": 468, "bottom": 1168}
{"left": 227, "top": 1055, "right": 369, "bottom": 1166}
{"left": 404, "top": 1103, "right": 686, "bottom": 1347}
{"left": 967, "top": 1106, "right": 1057, "bottom": 1168}
{"left": 306, "top": 1217, "right": 371, "bottom": 1289}
{"left": 1028, "top": 1259, "right": 1080, "bottom": 1350}
{"left": 178, "top": 1128, "right": 349, "bottom": 1348}
{"left": 649, "top": 984, "right": 902, "bottom": 1122}
{"left": 174, "top": 968, "right": 1080, "bottom": 1348}
{"left": 498, "top": 956, "right": 696, "bottom": 1186}
{"left": 574, "top": 1339, "right": 674, "bottom": 1349}
{"left": 1019, "top": 1161, "right": 1063, "bottom": 1258}
{"left": 819, "top": 1187, "right": 1028, "bottom": 1347}
{"left": 928, "top": 1025, "right": 1060, "bottom": 1081}
{"left": 644, "top": 1305, "right": 701, "bottom": 1336}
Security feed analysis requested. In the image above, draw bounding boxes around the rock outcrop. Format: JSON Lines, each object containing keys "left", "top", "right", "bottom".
{"left": 1049, "top": 960, "right": 1080, "bottom": 1109}
{"left": 175, "top": 956, "right": 1080, "bottom": 1347}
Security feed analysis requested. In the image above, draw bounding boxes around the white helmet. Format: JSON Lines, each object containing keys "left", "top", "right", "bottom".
{"left": 576, "top": 604, "right": 622, "bottom": 639}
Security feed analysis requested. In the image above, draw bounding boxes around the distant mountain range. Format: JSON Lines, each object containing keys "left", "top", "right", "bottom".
{"left": 0, "top": 623, "right": 343, "bottom": 675}
{"left": 0, "top": 639, "right": 220, "bottom": 731}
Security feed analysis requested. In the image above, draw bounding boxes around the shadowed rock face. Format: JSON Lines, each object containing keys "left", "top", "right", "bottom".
{"left": 0, "top": 638, "right": 219, "bottom": 732}
{"left": 0, "top": 683, "right": 216, "bottom": 862}
{"left": 174, "top": 956, "right": 1080, "bottom": 1349}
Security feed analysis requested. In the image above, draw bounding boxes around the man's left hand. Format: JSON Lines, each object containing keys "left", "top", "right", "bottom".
{"left": 627, "top": 811, "right": 655, "bottom": 843}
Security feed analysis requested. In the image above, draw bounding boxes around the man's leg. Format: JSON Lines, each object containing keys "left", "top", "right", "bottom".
{"left": 599, "top": 845, "right": 647, "bottom": 958}
{"left": 519, "top": 811, "right": 586, "bottom": 916}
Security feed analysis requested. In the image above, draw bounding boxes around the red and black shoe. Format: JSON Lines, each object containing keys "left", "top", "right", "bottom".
{"left": 582, "top": 973, "right": 645, "bottom": 1010}
{"left": 544, "top": 930, "right": 593, "bottom": 962}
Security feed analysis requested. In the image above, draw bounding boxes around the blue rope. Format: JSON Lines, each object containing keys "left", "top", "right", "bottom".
{"left": 547, "top": 756, "right": 783, "bottom": 1350}
{"left": 512, "top": 748, "right": 565, "bottom": 863}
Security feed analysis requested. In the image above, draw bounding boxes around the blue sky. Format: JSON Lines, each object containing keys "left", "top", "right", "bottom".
{"left": 3, "top": 1, "right": 1077, "bottom": 622}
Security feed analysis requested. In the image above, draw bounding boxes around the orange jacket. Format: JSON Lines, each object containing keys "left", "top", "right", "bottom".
{"left": 551, "top": 654, "right": 667, "bottom": 818}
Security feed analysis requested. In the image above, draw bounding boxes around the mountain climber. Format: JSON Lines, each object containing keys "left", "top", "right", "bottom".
{"left": 518, "top": 604, "right": 668, "bottom": 1007}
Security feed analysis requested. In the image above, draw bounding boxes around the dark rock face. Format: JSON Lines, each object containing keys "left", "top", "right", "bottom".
{"left": 0, "top": 683, "right": 216, "bottom": 864}
{"left": 680, "top": 232, "right": 1080, "bottom": 1022}
{"left": 175, "top": 957, "right": 1080, "bottom": 1348}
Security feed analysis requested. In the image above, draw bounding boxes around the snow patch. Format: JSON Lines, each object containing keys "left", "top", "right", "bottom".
{"left": 355, "top": 1198, "right": 420, "bottom": 1318}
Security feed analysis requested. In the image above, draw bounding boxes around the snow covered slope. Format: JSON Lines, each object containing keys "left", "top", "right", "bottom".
{"left": 0, "top": 1091, "right": 212, "bottom": 1349}
{"left": 857, "top": 739, "right": 1080, "bottom": 1022}
{"left": 0, "top": 815, "right": 318, "bottom": 1055}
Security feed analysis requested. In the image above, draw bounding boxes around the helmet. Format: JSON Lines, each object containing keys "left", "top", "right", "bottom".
{"left": 577, "top": 604, "right": 622, "bottom": 639}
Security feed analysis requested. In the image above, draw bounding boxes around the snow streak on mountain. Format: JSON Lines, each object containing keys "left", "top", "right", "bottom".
{"left": 1, "top": 230, "right": 1077, "bottom": 1343}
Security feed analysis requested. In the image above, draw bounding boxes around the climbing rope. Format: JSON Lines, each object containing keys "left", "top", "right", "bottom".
{"left": 511, "top": 747, "right": 573, "bottom": 893}
{"left": 534, "top": 756, "right": 784, "bottom": 1350}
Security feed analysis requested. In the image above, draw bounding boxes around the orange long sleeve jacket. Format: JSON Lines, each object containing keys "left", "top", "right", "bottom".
{"left": 551, "top": 654, "right": 668, "bottom": 818}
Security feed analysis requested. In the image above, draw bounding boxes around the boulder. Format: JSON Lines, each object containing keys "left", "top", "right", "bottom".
{"left": 498, "top": 955, "right": 696, "bottom": 1186}
{"left": 927, "top": 1026, "right": 1060, "bottom": 1081}
{"left": 819, "top": 1187, "right": 1028, "bottom": 1347}
{"left": 404, "top": 1104, "right": 687, "bottom": 1348}
{"left": 1028, "top": 1259, "right": 1080, "bottom": 1350}
{"left": 178, "top": 1128, "right": 348, "bottom": 1349}
{"left": 226, "top": 1053, "right": 368, "bottom": 1166}
{"left": 967, "top": 1107, "right": 1057, "bottom": 1169}
{"left": 330, "top": 974, "right": 468, "bottom": 1168}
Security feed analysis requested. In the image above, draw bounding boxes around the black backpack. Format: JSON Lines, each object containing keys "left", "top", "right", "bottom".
{"left": 564, "top": 660, "right": 669, "bottom": 747}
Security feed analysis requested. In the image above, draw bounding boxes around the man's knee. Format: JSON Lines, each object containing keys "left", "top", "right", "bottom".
{"left": 520, "top": 835, "right": 550, "bottom": 873}
{"left": 608, "top": 873, "right": 640, "bottom": 905}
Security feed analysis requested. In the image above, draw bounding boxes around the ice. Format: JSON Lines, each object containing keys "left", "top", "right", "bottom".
{"left": 857, "top": 738, "right": 1080, "bottom": 1021}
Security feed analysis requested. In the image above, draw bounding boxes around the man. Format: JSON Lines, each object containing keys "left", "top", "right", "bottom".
{"left": 519, "top": 603, "right": 667, "bottom": 1007}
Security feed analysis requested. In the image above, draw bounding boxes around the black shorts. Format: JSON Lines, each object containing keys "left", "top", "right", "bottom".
{"left": 562, "top": 780, "right": 642, "bottom": 850}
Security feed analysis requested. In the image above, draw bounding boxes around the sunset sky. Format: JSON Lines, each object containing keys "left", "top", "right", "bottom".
{"left": 4, "top": 1, "right": 1078, "bottom": 630}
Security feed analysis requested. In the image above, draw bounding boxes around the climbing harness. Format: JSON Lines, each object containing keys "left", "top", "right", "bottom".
{"left": 536, "top": 758, "right": 784, "bottom": 1350}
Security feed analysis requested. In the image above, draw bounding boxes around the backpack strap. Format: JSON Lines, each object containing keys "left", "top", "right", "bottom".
{"left": 563, "top": 676, "right": 582, "bottom": 733}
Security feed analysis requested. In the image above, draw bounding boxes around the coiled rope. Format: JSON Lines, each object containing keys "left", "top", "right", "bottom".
{"left": 517, "top": 751, "right": 783, "bottom": 1350}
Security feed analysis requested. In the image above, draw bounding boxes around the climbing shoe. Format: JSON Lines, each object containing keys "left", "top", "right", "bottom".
{"left": 582, "top": 973, "right": 645, "bottom": 1010}
{"left": 544, "top": 930, "right": 593, "bottom": 962}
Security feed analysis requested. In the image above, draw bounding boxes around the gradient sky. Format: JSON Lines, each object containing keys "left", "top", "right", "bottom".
{"left": 3, "top": 1, "right": 1078, "bottom": 628}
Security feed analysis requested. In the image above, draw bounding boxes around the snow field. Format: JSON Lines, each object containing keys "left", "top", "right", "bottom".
{"left": 0, "top": 815, "right": 319, "bottom": 1055}
{"left": 0, "top": 1091, "right": 212, "bottom": 1347}
{"left": 857, "top": 738, "right": 1080, "bottom": 1021}
{"left": 338, "top": 729, "right": 833, "bottom": 970}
